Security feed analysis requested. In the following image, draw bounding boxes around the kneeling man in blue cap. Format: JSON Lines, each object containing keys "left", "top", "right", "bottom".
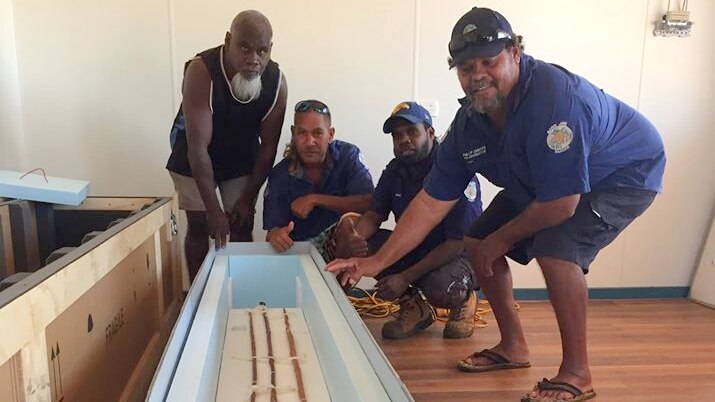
{"left": 335, "top": 101, "right": 483, "bottom": 340}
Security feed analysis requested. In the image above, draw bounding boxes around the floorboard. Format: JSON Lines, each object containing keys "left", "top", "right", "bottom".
{"left": 364, "top": 299, "right": 715, "bottom": 401}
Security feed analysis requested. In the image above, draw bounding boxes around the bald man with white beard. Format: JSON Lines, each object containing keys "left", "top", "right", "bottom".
{"left": 167, "top": 10, "right": 288, "bottom": 281}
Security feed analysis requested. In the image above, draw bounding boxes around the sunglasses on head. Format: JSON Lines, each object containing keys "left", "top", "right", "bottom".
{"left": 295, "top": 100, "right": 330, "bottom": 115}
{"left": 448, "top": 29, "right": 512, "bottom": 54}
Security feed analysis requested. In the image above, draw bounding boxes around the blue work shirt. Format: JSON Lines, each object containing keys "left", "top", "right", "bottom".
{"left": 263, "top": 140, "right": 374, "bottom": 241}
{"left": 425, "top": 54, "right": 666, "bottom": 211}
{"left": 372, "top": 143, "right": 482, "bottom": 260}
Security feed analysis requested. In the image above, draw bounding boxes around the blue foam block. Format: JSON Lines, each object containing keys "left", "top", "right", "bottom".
{"left": 0, "top": 169, "right": 89, "bottom": 206}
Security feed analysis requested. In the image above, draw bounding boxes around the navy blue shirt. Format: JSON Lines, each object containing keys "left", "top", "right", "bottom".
{"left": 372, "top": 143, "right": 482, "bottom": 260}
{"left": 263, "top": 140, "right": 374, "bottom": 240}
{"left": 425, "top": 54, "right": 666, "bottom": 211}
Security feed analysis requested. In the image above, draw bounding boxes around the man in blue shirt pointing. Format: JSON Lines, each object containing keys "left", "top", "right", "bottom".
{"left": 327, "top": 7, "right": 665, "bottom": 402}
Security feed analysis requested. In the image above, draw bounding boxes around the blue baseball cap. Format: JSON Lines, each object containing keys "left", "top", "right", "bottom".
{"left": 382, "top": 101, "right": 433, "bottom": 134}
{"left": 449, "top": 7, "right": 514, "bottom": 66}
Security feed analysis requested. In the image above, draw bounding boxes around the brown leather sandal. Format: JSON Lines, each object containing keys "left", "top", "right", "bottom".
{"left": 520, "top": 378, "right": 597, "bottom": 402}
{"left": 457, "top": 349, "right": 531, "bottom": 373}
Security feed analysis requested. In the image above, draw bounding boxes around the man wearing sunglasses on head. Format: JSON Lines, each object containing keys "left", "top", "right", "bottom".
{"left": 263, "top": 100, "right": 374, "bottom": 254}
{"left": 327, "top": 7, "right": 664, "bottom": 402}
{"left": 166, "top": 11, "right": 287, "bottom": 281}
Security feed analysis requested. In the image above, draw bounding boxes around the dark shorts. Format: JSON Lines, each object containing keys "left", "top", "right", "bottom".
{"left": 369, "top": 229, "right": 477, "bottom": 309}
{"left": 467, "top": 188, "right": 657, "bottom": 273}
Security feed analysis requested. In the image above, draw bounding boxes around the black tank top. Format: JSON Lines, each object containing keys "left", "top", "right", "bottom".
{"left": 166, "top": 45, "right": 281, "bottom": 181}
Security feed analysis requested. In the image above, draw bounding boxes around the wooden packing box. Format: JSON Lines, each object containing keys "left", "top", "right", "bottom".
{"left": 0, "top": 197, "right": 183, "bottom": 402}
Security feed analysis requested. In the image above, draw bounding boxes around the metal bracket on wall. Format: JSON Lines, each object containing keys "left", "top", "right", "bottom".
{"left": 654, "top": 0, "right": 694, "bottom": 37}
{"left": 170, "top": 213, "right": 178, "bottom": 238}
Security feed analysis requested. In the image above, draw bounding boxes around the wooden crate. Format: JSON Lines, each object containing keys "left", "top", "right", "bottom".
{"left": 0, "top": 197, "right": 183, "bottom": 402}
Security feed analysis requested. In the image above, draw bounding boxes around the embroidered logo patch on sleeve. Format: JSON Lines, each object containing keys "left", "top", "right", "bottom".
{"left": 546, "top": 122, "right": 574, "bottom": 153}
{"left": 464, "top": 179, "right": 479, "bottom": 202}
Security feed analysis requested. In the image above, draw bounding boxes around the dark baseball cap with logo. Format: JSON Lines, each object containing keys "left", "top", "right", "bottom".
{"left": 382, "top": 101, "right": 433, "bottom": 134}
{"left": 449, "top": 7, "right": 514, "bottom": 66}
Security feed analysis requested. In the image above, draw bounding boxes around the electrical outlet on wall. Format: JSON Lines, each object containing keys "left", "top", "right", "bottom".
{"left": 418, "top": 98, "right": 439, "bottom": 117}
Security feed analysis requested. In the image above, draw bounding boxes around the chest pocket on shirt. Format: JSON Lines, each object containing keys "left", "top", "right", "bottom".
{"left": 317, "top": 167, "right": 347, "bottom": 197}
{"left": 506, "top": 138, "right": 534, "bottom": 192}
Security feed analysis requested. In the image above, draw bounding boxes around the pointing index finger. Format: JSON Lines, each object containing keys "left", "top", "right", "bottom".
{"left": 325, "top": 258, "right": 353, "bottom": 273}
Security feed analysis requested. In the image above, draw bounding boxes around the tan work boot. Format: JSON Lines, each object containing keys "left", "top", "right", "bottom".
{"left": 443, "top": 290, "right": 477, "bottom": 339}
{"left": 382, "top": 292, "right": 435, "bottom": 339}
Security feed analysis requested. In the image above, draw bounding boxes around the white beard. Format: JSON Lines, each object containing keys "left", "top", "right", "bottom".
{"left": 230, "top": 73, "right": 262, "bottom": 102}
{"left": 472, "top": 94, "right": 505, "bottom": 115}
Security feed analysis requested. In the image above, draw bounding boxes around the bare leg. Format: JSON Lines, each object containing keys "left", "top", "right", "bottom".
{"left": 185, "top": 211, "right": 209, "bottom": 282}
{"left": 230, "top": 215, "right": 254, "bottom": 242}
{"left": 525, "top": 256, "right": 592, "bottom": 400}
{"left": 461, "top": 237, "right": 530, "bottom": 366}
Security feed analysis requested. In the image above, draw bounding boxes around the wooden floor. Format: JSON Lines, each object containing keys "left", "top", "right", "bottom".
{"left": 364, "top": 299, "right": 715, "bottom": 401}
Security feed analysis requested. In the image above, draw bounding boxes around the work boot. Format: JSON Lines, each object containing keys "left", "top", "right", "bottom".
{"left": 443, "top": 290, "right": 477, "bottom": 339}
{"left": 382, "top": 292, "right": 434, "bottom": 339}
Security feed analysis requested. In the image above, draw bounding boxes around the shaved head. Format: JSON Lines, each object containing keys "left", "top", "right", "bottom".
{"left": 223, "top": 10, "right": 274, "bottom": 99}
{"left": 230, "top": 10, "right": 272, "bottom": 41}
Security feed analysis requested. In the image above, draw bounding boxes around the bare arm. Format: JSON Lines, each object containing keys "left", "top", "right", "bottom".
{"left": 498, "top": 195, "right": 580, "bottom": 244}
{"left": 354, "top": 210, "right": 384, "bottom": 240}
{"left": 183, "top": 60, "right": 231, "bottom": 247}
{"left": 475, "top": 194, "right": 580, "bottom": 277}
{"left": 332, "top": 209, "right": 383, "bottom": 260}
{"left": 290, "top": 193, "right": 373, "bottom": 219}
{"left": 326, "top": 190, "right": 457, "bottom": 284}
{"left": 233, "top": 74, "right": 288, "bottom": 221}
{"left": 184, "top": 60, "right": 221, "bottom": 214}
{"left": 312, "top": 194, "right": 372, "bottom": 214}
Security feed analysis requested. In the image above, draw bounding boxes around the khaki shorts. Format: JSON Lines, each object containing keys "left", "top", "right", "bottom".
{"left": 169, "top": 171, "right": 248, "bottom": 212}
